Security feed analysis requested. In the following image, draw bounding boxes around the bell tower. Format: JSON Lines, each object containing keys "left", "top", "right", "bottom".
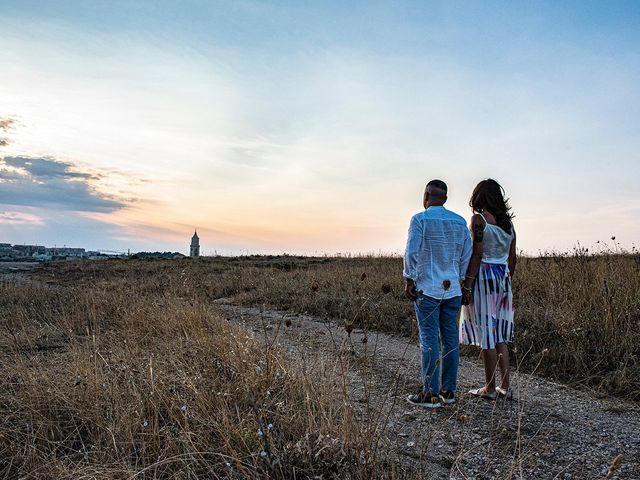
{"left": 190, "top": 230, "right": 200, "bottom": 257}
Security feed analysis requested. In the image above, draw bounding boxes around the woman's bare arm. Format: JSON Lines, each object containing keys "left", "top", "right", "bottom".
{"left": 508, "top": 228, "right": 517, "bottom": 277}
{"left": 463, "top": 214, "right": 485, "bottom": 291}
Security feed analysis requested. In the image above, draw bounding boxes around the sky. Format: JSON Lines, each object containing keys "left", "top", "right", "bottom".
{"left": 1, "top": 0, "right": 639, "bottom": 255}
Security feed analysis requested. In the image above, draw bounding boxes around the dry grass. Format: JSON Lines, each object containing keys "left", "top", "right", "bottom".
{"left": 29, "top": 250, "right": 640, "bottom": 401}
{"left": 0, "top": 280, "right": 385, "bottom": 479}
{"left": 513, "top": 249, "right": 640, "bottom": 399}
{"left": 2, "top": 250, "right": 638, "bottom": 478}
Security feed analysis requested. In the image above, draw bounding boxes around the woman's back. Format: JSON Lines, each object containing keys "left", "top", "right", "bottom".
{"left": 480, "top": 213, "right": 513, "bottom": 264}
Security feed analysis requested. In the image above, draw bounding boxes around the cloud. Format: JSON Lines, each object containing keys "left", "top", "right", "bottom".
{"left": 0, "top": 156, "right": 127, "bottom": 212}
{"left": 3, "top": 156, "right": 97, "bottom": 179}
{"left": 0, "top": 118, "right": 14, "bottom": 131}
{"left": 0, "top": 210, "right": 44, "bottom": 226}
{"left": 0, "top": 117, "right": 14, "bottom": 147}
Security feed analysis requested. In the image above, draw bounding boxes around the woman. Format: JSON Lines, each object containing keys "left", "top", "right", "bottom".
{"left": 460, "top": 179, "right": 517, "bottom": 400}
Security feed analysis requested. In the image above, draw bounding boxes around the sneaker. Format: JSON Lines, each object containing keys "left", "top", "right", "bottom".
{"left": 468, "top": 387, "right": 497, "bottom": 401}
{"left": 438, "top": 390, "right": 456, "bottom": 405}
{"left": 407, "top": 392, "right": 442, "bottom": 409}
{"left": 496, "top": 386, "right": 513, "bottom": 400}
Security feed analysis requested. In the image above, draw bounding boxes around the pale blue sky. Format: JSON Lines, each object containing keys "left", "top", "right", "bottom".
{"left": 1, "top": 1, "right": 639, "bottom": 254}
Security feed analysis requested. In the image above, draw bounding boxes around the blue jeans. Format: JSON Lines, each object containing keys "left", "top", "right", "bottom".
{"left": 414, "top": 294, "right": 462, "bottom": 394}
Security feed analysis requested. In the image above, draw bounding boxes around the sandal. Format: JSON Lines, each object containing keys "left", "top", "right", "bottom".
{"left": 468, "top": 387, "right": 496, "bottom": 401}
{"left": 496, "top": 387, "right": 513, "bottom": 400}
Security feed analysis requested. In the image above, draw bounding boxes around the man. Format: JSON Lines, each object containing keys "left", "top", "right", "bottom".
{"left": 403, "top": 179, "right": 472, "bottom": 408}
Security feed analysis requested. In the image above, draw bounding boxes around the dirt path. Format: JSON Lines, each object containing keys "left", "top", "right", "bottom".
{"left": 213, "top": 301, "right": 640, "bottom": 479}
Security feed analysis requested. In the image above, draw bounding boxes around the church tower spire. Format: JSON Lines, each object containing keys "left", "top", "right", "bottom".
{"left": 190, "top": 230, "right": 200, "bottom": 257}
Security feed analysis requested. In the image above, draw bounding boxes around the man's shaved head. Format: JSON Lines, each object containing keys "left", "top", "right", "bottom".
{"left": 425, "top": 179, "right": 448, "bottom": 201}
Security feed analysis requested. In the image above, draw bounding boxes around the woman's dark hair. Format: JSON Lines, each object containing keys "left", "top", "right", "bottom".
{"left": 469, "top": 179, "right": 514, "bottom": 234}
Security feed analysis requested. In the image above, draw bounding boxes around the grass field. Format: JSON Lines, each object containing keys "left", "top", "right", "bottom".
{"left": 0, "top": 277, "right": 386, "bottom": 478}
{"left": 1, "top": 251, "right": 638, "bottom": 477}
{"left": 30, "top": 250, "right": 640, "bottom": 401}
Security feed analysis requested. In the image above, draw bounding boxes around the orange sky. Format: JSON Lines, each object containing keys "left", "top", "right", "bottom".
{"left": 1, "top": 1, "right": 639, "bottom": 254}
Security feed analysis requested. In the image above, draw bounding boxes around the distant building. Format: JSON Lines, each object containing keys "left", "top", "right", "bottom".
{"left": 190, "top": 231, "right": 200, "bottom": 257}
{"left": 0, "top": 243, "right": 118, "bottom": 262}
{"left": 0, "top": 243, "right": 14, "bottom": 259}
{"left": 13, "top": 245, "right": 46, "bottom": 257}
{"left": 45, "top": 247, "right": 86, "bottom": 259}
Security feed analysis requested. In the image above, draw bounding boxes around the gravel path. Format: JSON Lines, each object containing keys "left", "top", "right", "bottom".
{"left": 214, "top": 301, "right": 640, "bottom": 479}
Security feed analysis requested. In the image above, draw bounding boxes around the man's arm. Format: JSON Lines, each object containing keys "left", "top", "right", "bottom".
{"left": 403, "top": 215, "right": 422, "bottom": 301}
{"left": 459, "top": 223, "right": 472, "bottom": 281}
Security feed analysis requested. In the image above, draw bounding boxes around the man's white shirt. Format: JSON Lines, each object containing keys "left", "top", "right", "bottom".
{"left": 403, "top": 206, "right": 472, "bottom": 300}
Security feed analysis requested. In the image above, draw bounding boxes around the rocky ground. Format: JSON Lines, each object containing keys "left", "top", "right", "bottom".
{"left": 214, "top": 301, "right": 640, "bottom": 479}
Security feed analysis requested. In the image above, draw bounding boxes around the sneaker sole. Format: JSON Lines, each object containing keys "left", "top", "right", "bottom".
{"left": 406, "top": 398, "right": 442, "bottom": 409}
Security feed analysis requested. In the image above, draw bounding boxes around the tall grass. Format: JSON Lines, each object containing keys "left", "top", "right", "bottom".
{"left": 514, "top": 249, "right": 640, "bottom": 398}
{"left": 32, "top": 250, "right": 640, "bottom": 402}
{"left": 0, "top": 281, "right": 382, "bottom": 479}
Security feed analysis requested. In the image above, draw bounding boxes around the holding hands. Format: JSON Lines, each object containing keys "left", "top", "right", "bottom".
{"left": 461, "top": 287, "right": 472, "bottom": 306}
{"left": 404, "top": 279, "right": 417, "bottom": 301}
{"left": 461, "top": 276, "right": 474, "bottom": 306}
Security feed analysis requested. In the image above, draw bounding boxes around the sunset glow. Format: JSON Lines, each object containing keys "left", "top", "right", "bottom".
{"left": 2, "top": 1, "right": 639, "bottom": 254}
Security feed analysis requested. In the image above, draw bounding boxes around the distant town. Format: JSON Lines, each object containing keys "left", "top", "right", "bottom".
{"left": 0, "top": 243, "right": 189, "bottom": 261}
{"left": 0, "top": 232, "right": 200, "bottom": 262}
{"left": 0, "top": 231, "right": 201, "bottom": 262}
{"left": 0, "top": 243, "right": 100, "bottom": 261}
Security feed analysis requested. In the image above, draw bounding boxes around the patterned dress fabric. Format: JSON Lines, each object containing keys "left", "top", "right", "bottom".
{"left": 460, "top": 219, "right": 515, "bottom": 349}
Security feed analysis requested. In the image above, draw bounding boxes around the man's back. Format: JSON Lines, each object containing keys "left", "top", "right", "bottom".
{"left": 403, "top": 206, "right": 472, "bottom": 300}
